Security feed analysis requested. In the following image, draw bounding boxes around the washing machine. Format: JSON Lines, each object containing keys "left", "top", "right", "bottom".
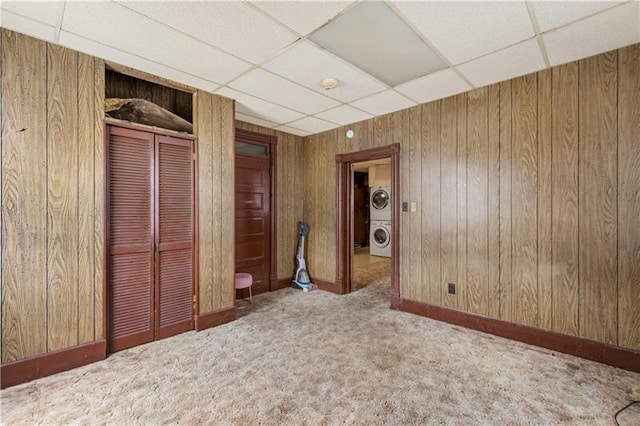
{"left": 370, "top": 186, "right": 391, "bottom": 220}
{"left": 370, "top": 220, "right": 391, "bottom": 257}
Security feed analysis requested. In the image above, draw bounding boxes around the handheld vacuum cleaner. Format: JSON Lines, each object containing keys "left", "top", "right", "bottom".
{"left": 291, "top": 221, "right": 316, "bottom": 291}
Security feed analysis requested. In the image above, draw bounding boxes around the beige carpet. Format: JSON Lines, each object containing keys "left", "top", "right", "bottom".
{"left": 2, "top": 283, "right": 639, "bottom": 425}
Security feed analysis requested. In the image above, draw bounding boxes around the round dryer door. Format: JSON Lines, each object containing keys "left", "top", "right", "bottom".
{"left": 371, "top": 189, "right": 389, "bottom": 210}
{"left": 373, "top": 226, "right": 390, "bottom": 248}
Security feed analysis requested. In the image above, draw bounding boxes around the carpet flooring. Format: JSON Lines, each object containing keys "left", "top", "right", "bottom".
{"left": 1, "top": 283, "right": 639, "bottom": 425}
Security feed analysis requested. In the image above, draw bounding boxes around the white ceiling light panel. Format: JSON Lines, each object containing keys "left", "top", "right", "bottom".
{"left": 393, "top": 1, "right": 535, "bottom": 65}
{"left": 314, "top": 105, "right": 374, "bottom": 126}
{"left": 263, "top": 41, "right": 387, "bottom": 102}
{"left": 58, "top": 31, "right": 220, "bottom": 92}
{"left": 543, "top": 1, "right": 640, "bottom": 66}
{"left": 116, "top": 1, "right": 298, "bottom": 64}
{"left": 350, "top": 90, "right": 416, "bottom": 116}
{"left": 395, "top": 69, "right": 472, "bottom": 104}
{"left": 229, "top": 68, "right": 340, "bottom": 115}
{"left": 530, "top": 1, "right": 624, "bottom": 33}
{"left": 457, "top": 38, "right": 545, "bottom": 88}
{"left": 216, "top": 87, "right": 305, "bottom": 124}
{"left": 310, "top": 1, "right": 448, "bottom": 87}
{"left": 62, "top": 1, "right": 251, "bottom": 84}
{"left": 250, "top": 1, "right": 355, "bottom": 36}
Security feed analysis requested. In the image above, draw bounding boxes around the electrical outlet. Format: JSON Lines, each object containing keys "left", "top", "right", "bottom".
{"left": 410, "top": 202, "right": 417, "bottom": 212}
{"left": 448, "top": 283, "right": 456, "bottom": 294}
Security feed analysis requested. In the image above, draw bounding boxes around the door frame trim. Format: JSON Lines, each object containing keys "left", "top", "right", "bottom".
{"left": 336, "top": 143, "right": 400, "bottom": 308}
{"left": 235, "top": 128, "right": 278, "bottom": 292}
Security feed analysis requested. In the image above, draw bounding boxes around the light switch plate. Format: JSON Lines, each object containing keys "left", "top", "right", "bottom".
{"left": 410, "top": 202, "right": 417, "bottom": 212}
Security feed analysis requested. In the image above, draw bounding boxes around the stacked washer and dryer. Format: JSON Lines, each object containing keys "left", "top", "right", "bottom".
{"left": 369, "top": 186, "right": 391, "bottom": 257}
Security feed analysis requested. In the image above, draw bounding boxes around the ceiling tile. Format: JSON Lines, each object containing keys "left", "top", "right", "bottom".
{"left": 393, "top": 1, "right": 534, "bottom": 65}
{"left": 350, "top": 90, "right": 415, "bottom": 116}
{"left": 543, "top": 2, "right": 640, "bottom": 66}
{"left": 263, "top": 41, "right": 387, "bottom": 103}
{"left": 284, "top": 116, "right": 339, "bottom": 134}
{"left": 1, "top": 1, "right": 61, "bottom": 26}
{"left": 310, "top": 1, "right": 448, "bottom": 86}
{"left": 216, "top": 87, "right": 305, "bottom": 124}
{"left": 314, "top": 105, "right": 373, "bottom": 126}
{"left": 229, "top": 68, "right": 340, "bottom": 115}
{"left": 0, "top": 10, "right": 57, "bottom": 42}
{"left": 273, "top": 125, "right": 311, "bottom": 137}
{"left": 59, "top": 31, "right": 219, "bottom": 92}
{"left": 235, "top": 112, "right": 279, "bottom": 129}
{"left": 457, "top": 38, "right": 545, "bottom": 88}
{"left": 531, "top": 1, "right": 624, "bottom": 33}
{"left": 62, "top": 1, "right": 251, "bottom": 84}
{"left": 116, "top": 1, "right": 297, "bottom": 64}
{"left": 395, "top": 69, "right": 472, "bottom": 104}
{"left": 250, "top": 1, "right": 354, "bottom": 36}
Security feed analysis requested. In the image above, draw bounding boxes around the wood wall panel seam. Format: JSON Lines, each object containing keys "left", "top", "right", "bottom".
{"left": 617, "top": 44, "right": 640, "bottom": 349}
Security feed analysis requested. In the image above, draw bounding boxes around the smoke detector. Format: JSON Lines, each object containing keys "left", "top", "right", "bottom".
{"left": 321, "top": 78, "right": 339, "bottom": 90}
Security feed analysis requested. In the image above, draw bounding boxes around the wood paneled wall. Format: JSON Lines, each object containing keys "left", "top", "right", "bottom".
{"left": 303, "top": 44, "right": 640, "bottom": 350}
{"left": 1, "top": 30, "right": 237, "bottom": 364}
{"left": 1, "top": 29, "right": 105, "bottom": 362}
{"left": 194, "top": 92, "right": 235, "bottom": 314}
{"left": 234, "top": 121, "right": 305, "bottom": 280}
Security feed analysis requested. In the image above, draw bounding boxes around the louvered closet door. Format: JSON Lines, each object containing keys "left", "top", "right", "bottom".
{"left": 108, "top": 126, "right": 155, "bottom": 352}
{"left": 155, "top": 135, "right": 194, "bottom": 339}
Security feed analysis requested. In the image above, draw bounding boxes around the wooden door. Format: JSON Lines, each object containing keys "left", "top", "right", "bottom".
{"left": 235, "top": 155, "right": 271, "bottom": 295}
{"left": 108, "top": 126, "right": 155, "bottom": 352}
{"left": 155, "top": 135, "right": 194, "bottom": 339}
{"left": 107, "top": 125, "right": 194, "bottom": 353}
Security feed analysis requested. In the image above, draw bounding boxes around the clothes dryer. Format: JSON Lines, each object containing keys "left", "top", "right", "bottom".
{"left": 370, "top": 220, "right": 391, "bottom": 257}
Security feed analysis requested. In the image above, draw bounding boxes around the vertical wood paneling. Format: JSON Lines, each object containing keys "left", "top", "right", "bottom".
{"left": 421, "top": 102, "right": 441, "bottom": 304}
{"left": 196, "top": 91, "right": 213, "bottom": 313}
{"left": 397, "top": 110, "right": 410, "bottom": 297}
{"left": 551, "top": 62, "right": 579, "bottom": 336}
{"left": 1, "top": 30, "right": 48, "bottom": 362}
{"left": 220, "top": 97, "right": 235, "bottom": 308}
{"left": 487, "top": 85, "right": 501, "bottom": 318}
{"left": 408, "top": 106, "right": 422, "bottom": 301}
{"left": 93, "top": 58, "right": 105, "bottom": 340}
{"left": 466, "top": 88, "right": 489, "bottom": 315}
{"left": 440, "top": 97, "right": 457, "bottom": 309}
{"left": 47, "top": 44, "right": 79, "bottom": 351}
{"left": 579, "top": 52, "right": 618, "bottom": 344}
{"left": 456, "top": 94, "right": 468, "bottom": 312}
{"left": 537, "top": 69, "right": 553, "bottom": 331}
{"left": 211, "top": 96, "right": 223, "bottom": 310}
{"left": 617, "top": 44, "right": 640, "bottom": 350}
{"left": 511, "top": 74, "right": 538, "bottom": 327}
{"left": 498, "top": 81, "right": 512, "bottom": 322}
{"left": 77, "top": 52, "right": 95, "bottom": 344}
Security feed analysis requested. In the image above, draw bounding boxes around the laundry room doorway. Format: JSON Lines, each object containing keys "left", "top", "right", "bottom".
{"left": 336, "top": 144, "right": 400, "bottom": 308}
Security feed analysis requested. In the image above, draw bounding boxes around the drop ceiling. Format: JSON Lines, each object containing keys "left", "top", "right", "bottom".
{"left": 1, "top": 1, "right": 639, "bottom": 137}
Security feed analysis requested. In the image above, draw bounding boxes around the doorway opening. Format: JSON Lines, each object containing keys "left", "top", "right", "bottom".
{"left": 336, "top": 144, "right": 400, "bottom": 308}
{"left": 352, "top": 159, "right": 392, "bottom": 292}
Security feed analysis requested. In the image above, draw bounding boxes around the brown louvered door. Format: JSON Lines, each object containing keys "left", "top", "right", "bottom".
{"left": 155, "top": 135, "right": 194, "bottom": 339}
{"left": 108, "top": 126, "right": 155, "bottom": 352}
{"left": 108, "top": 125, "right": 194, "bottom": 353}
